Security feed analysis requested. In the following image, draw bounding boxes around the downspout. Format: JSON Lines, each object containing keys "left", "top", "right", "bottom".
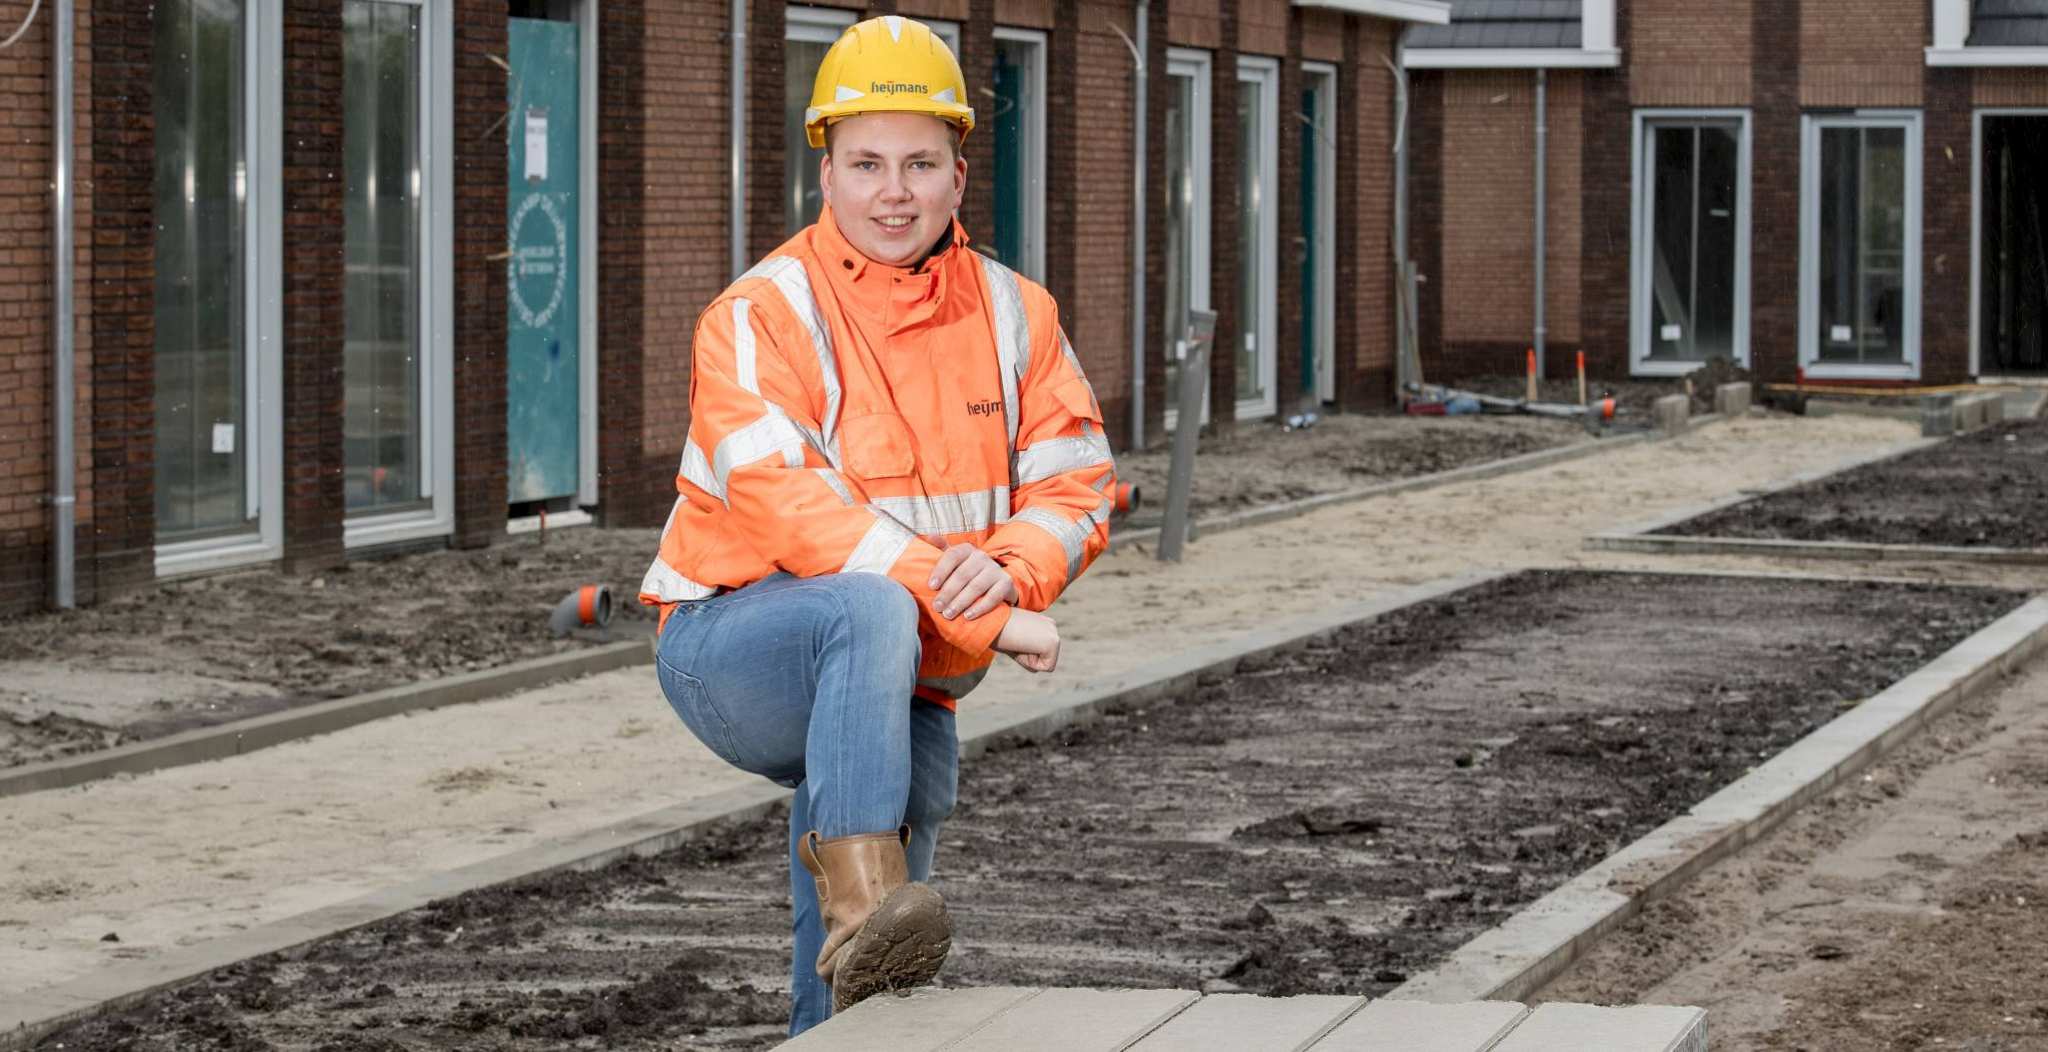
{"left": 1385, "top": 41, "right": 1409, "bottom": 393}
{"left": 1125, "top": 5, "right": 1149, "bottom": 450}
{"left": 1533, "top": 66, "right": 1547, "bottom": 378}
{"left": 729, "top": 0, "right": 748, "bottom": 279}
{"left": 51, "top": 0, "right": 75, "bottom": 609}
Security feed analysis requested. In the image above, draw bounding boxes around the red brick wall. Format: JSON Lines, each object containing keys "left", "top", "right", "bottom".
{"left": 1336, "top": 17, "right": 1396, "bottom": 409}
{"left": 1631, "top": 0, "right": 1749, "bottom": 106}
{"left": 1237, "top": 0, "right": 1285, "bottom": 59}
{"left": 1068, "top": 2, "right": 1137, "bottom": 441}
{"left": 281, "top": 0, "right": 345, "bottom": 573}
{"left": 84, "top": 0, "right": 153, "bottom": 599}
{"left": 1167, "top": 0, "right": 1220, "bottom": 50}
{"left": 1925, "top": 66, "right": 1972, "bottom": 385}
{"left": 452, "top": 0, "right": 508, "bottom": 547}
{"left": 1749, "top": 0, "right": 1801, "bottom": 383}
{"left": 1801, "top": 0, "right": 1921, "bottom": 107}
{"left": 1976, "top": 69, "right": 2048, "bottom": 105}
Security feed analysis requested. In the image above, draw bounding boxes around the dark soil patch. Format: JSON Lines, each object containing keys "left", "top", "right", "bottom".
{"left": 37, "top": 571, "right": 2022, "bottom": 1051}
{"left": 1666, "top": 420, "right": 2048, "bottom": 549}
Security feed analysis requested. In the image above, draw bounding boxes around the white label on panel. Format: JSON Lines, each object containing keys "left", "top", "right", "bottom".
{"left": 212, "top": 422, "right": 236, "bottom": 455}
{"left": 1660, "top": 324, "right": 1682, "bottom": 342}
{"left": 1830, "top": 324, "right": 1853, "bottom": 344}
{"left": 525, "top": 108, "right": 549, "bottom": 183}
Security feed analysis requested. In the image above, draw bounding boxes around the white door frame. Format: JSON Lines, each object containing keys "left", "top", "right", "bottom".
{"left": 993, "top": 25, "right": 1049, "bottom": 283}
{"left": 1164, "top": 47, "right": 1212, "bottom": 432}
{"left": 1970, "top": 107, "right": 2048, "bottom": 379}
{"left": 344, "top": 0, "right": 457, "bottom": 550}
{"left": 1304, "top": 61, "right": 1338, "bottom": 404}
{"left": 1798, "top": 109, "right": 1924, "bottom": 381}
{"left": 576, "top": 0, "right": 600, "bottom": 507}
{"left": 155, "top": 0, "right": 287, "bottom": 578}
{"left": 1628, "top": 108, "right": 1752, "bottom": 377}
{"left": 1237, "top": 54, "right": 1280, "bottom": 421}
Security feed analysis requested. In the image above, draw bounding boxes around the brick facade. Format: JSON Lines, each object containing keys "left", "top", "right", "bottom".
{"left": 280, "top": 0, "right": 345, "bottom": 573}
{"left": 1749, "top": 0, "right": 1801, "bottom": 383}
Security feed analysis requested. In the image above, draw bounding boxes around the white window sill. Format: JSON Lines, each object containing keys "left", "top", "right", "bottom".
{"left": 1632, "top": 358, "right": 1741, "bottom": 379}
{"left": 1800, "top": 362, "right": 1923, "bottom": 382}
{"left": 1292, "top": 0, "right": 1451, "bottom": 25}
{"left": 1402, "top": 47, "right": 1622, "bottom": 69}
{"left": 155, "top": 534, "right": 281, "bottom": 580}
{"left": 1926, "top": 46, "right": 2048, "bottom": 67}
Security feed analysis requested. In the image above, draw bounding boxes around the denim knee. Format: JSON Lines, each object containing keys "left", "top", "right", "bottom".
{"left": 825, "top": 573, "right": 921, "bottom": 658}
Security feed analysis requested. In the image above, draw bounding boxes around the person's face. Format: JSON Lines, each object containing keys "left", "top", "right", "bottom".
{"left": 820, "top": 112, "right": 967, "bottom": 268}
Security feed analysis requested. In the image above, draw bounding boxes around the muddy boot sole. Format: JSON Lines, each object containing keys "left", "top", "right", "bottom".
{"left": 827, "top": 883, "right": 952, "bottom": 1013}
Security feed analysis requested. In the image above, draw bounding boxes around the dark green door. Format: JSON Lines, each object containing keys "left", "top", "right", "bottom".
{"left": 506, "top": 17, "right": 580, "bottom": 503}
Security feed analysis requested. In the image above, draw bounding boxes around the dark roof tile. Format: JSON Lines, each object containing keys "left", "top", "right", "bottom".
{"left": 1406, "top": 0, "right": 1583, "bottom": 50}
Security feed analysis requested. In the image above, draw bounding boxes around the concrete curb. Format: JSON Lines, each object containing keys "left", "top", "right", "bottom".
{"left": 0, "top": 637, "right": 654, "bottom": 801}
{"left": 0, "top": 571, "right": 1506, "bottom": 1049}
{"left": 1582, "top": 436, "right": 1967, "bottom": 562}
{"left": 1392, "top": 595, "right": 2048, "bottom": 1005}
{"left": 1110, "top": 414, "right": 1733, "bottom": 555}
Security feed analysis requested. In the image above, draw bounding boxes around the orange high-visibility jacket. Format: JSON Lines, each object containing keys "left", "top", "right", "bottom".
{"left": 640, "top": 208, "right": 1117, "bottom": 708}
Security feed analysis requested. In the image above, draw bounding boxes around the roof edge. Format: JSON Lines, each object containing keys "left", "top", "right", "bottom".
{"left": 1401, "top": 46, "right": 1621, "bottom": 68}
{"left": 1291, "top": 0, "right": 1453, "bottom": 26}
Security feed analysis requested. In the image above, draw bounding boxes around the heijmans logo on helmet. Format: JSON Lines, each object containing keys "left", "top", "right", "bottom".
{"left": 871, "top": 81, "right": 931, "bottom": 96}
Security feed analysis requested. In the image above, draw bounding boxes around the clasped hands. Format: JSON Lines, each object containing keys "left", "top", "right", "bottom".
{"left": 927, "top": 543, "right": 1060, "bottom": 673}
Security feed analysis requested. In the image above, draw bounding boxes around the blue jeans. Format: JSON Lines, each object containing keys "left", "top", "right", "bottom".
{"left": 653, "top": 572, "right": 959, "bottom": 1036}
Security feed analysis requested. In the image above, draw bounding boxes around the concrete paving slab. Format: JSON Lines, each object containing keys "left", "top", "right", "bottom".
{"left": 949, "top": 987, "right": 1201, "bottom": 1050}
{"left": 1490, "top": 1003, "right": 1707, "bottom": 1052}
{"left": 778, "top": 986, "right": 1043, "bottom": 1050}
{"left": 1125, "top": 993, "right": 1365, "bottom": 1051}
{"left": 1309, "top": 999, "right": 1529, "bottom": 1051}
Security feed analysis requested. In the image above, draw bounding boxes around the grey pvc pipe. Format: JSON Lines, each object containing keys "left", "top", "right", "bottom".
{"left": 1386, "top": 44, "right": 1409, "bottom": 393}
{"left": 729, "top": 0, "right": 748, "bottom": 279}
{"left": 51, "top": 0, "right": 74, "bottom": 609}
{"left": 1128, "top": 2, "right": 1148, "bottom": 450}
{"left": 1533, "top": 67, "right": 1547, "bottom": 378}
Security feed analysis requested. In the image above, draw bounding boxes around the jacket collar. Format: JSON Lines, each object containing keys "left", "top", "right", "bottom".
{"left": 813, "top": 204, "right": 972, "bottom": 295}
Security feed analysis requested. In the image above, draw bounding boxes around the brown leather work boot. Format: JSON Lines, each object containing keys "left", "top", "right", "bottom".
{"left": 797, "top": 826, "right": 952, "bottom": 1012}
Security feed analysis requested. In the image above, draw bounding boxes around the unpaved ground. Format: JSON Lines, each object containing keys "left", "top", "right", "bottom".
{"left": 1113, "top": 414, "right": 1580, "bottom": 530}
{"left": 35, "top": 570, "right": 2022, "bottom": 1051}
{"left": 1442, "top": 359, "right": 1749, "bottom": 416}
{"left": 1539, "top": 626, "right": 2048, "bottom": 1051}
{"left": 0, "top": 416, "right": 1577, "bottom": 772}
{"left": 1669, "top": 419, "right": 2048, "bottom": 549}
{"left": 12, "top": 412, "right": 2009, "bottom": 1009}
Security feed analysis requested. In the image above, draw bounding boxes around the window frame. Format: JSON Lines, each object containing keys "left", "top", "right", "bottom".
{"left": 1236, "top": 54, "right": 1280, "bottom": 421}
{"left": 1797, "top": 109, "right": 1924, "bottom": 381}
{"left": 784, "top": 6, "right": 858, "bottom": 235}
{"left": 341, "top": 0, "right": 457, "bottom": 550}
{"left": 154, "top": 0, "right": 287, "bottom": 578}
{"left": 1628, "top": 108, "right": 1753, "bottom": 378}
{"left": 992, "top": 25, "right": 1048, "bottom": 283}
{"left": 1928, "top": 0, "right": 2048, "bottom": 66}
{"left": 1163, "top": 47, "right": 1214, "bottom": 433}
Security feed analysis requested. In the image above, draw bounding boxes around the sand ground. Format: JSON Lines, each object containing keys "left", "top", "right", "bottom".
{"left": 8, "top": 411, "right": 2040, "bottom": 1011}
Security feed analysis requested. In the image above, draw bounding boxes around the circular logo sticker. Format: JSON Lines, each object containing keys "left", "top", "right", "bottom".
{"left": 508, "top": 193, "right": 568, "bottom": 330}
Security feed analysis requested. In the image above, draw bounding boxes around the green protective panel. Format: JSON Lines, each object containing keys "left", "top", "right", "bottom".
{"left": 506, "top": 18, "right": 580, "bottom": 503}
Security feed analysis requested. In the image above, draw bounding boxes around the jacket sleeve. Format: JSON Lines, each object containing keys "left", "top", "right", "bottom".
{"left": 690, "top": 294, "right": 1012, "bottom": 653}
{"left": 981, "top": 322, "right": 1118, "bottom": 612}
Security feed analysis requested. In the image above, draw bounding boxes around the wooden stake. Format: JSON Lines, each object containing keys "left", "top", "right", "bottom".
{"left": 1576, "top": 351, "right": 1587, "bottom": 406}
{"left": 1526, "top": 348, "right": 1538, "bottom": 402}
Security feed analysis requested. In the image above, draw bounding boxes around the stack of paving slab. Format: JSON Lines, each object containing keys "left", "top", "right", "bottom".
{"left": 781, "top": 987, "right": 1707, "bottom": 1051}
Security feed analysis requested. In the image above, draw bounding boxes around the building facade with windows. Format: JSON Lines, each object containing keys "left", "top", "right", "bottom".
{"left": 0, "top": 0, "right": 1441, "bottom": 614}
{"left": 1406, "top": 0, "right": 2048, "bottom": 386}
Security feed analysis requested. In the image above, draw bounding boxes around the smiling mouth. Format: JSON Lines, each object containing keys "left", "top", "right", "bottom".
{"left": 875, "top": 216, "right": 915, "bottom": 232}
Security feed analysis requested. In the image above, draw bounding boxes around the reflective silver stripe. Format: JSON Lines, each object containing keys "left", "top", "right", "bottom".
{"left": 918, "top": 666, "right": 992, "bottom": 699}
{"left": 744, "top": 255, "right": 843, "bottom": 467}
{"left": 815, "top": 468, "right": 856, "bottom": 505}
{"left": 842, "top": 509, "right": 915, "bottom": 575}
{"left": 640, "top": 557, "right": 719, "bottom": 602}
{"left": 1013, "top": 506, "right": 1089, "bottom": 582}
{"left": 1014, "top": 432, "right": 1115, "bottom": 487}
{"left": 712, "top": 412, "right": 809, "bottom": 489}
{"left": 979, "top": 255, "right": 1031, "bottom": 454}
{"left": 677, "top": 440, "right": 721, "bottom": 499}
{"left": 869, "top": 485, "right": 1012, "bottom": 537}
{"left": 733, "top": 298, "right": 760, "bottom": 395}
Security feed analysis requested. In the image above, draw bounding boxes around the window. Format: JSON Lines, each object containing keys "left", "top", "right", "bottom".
{"left": 1929, "top": 0, "right": 2048, "bottom": 66}
{"left": 1800, "top": 112, "right": 1922, "bottom": 378}
{"left": 786, "top": 6, "right": 856, "bottom": 234}
{"left": 343, "top": 0, "right": 453, "bottom": 545}
{"left": 1974, "top": 111, "right": 2048, "bottom": 376}
{"left": 1163, "top": 48, "right": 1212, "bottom": 430}
{"left": 992, "top": 27, "right": 1046, "bottom": 281}
{"left": 1236, "top": 57, "right": 1279, "bottom": 419}
{"left": 1630, "top": 111, "right": 1751, "bottom": 375}
{"left": 153, "top": 0, "right": 284, "bottom": 574}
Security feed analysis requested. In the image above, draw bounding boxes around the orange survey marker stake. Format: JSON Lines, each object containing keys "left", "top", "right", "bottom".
{"left": 1577, "top": 351, "right": 1588, "bottom": 407}
{"left": 1526, "top": 348, "right": 1539, "bottom": 402}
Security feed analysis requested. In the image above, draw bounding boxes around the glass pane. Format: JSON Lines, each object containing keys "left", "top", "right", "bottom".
{"left": 1982, "top": 116, "right": 2048, "bottom": 372}
{"left": 1695, "top": 124, "right": 1740, "bottom": 358}
{"left": 993, "top": 38, "right": 1035, "bottom": 275}
{"left": 153, "top": 0, "right": 248, "bottom": 540}
{"left": 786, "top": 37, "right": 835, "bottom": 234}
{"left": 1818, "top": 125, "right": 1908, "bottom": 365}
{"left": 343, "top": 1, "right": 424, "bottom": 514}
{"left": 1236, "top": 76, "right": 1263, "bottom": 406}
{"left": 1645, "top": 122, "right": 1741, "bottom": 364}
{"left": 1163, "top": 73, "right": 1194, "bottom": 417}
{"left": 1647, "top": 126, "right": 1697, "bottom": 361}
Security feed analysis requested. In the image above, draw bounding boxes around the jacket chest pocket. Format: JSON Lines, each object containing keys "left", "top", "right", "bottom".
{"left": 840, "top": 413, "right": 917, "bottom": 481}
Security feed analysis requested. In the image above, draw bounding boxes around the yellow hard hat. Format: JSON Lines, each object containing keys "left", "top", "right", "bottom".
{"left": 804, "top": 15, "right": 975, "bottom": 149}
